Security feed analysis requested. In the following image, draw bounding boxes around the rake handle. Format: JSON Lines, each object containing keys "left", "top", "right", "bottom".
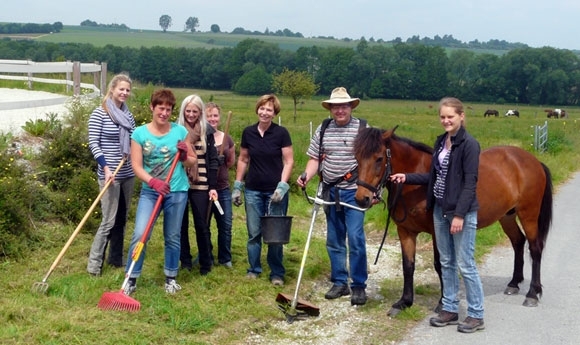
{"left": 121, "top": 153, "right": 181, "bottom": 290}
{"left": 218, "top": 111, "right": 233, "bottom": 156}
{"left": 40, "top": 157, "right": 127, "bottom": 283}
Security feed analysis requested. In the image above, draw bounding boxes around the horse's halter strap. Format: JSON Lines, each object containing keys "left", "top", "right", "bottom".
{"left": 356, "top": 148, "right": 391, "bottom": 197}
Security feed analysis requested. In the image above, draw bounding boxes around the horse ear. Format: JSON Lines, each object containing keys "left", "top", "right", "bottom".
{"left": 383, "top": 125, "right": 398, "bottom": 140}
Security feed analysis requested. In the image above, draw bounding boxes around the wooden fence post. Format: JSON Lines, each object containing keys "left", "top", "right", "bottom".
{"left": 100, "top": 62, "right": 107, "bottom": 96}
{"left": 73, "top": 61, "right": 81, "bottom": 96}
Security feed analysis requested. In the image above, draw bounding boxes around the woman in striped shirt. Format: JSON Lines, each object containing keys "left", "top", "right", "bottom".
{"left": 87, "top": 73, "right": 136, "bottom": 276}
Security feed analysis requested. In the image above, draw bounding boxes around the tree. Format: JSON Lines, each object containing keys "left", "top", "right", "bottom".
{"left": 159, "top": 15, "right": 172, "bottom": 32}
{"left": 185, "top": 17, "right": 199, "bottom": 33}
{"left": 210, "top": 24, "right": 220, "bottom": 33}
{"left": 272, "top": 68, "right": 320, "bottom": 122}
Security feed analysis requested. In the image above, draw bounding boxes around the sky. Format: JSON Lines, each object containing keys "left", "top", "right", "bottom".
{"left": 2, "top": 0, "right": 580, "bottom": 50}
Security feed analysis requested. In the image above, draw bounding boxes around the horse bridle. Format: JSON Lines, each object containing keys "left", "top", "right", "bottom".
{"left": 357, "top": 146, "right": 409, "bottom": 265}
{"left": 356, "top": 148, "right": 392, "bottom": 199}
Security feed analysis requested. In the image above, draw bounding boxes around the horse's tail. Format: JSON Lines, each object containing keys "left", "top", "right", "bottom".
{"left": 537, "top": 163, "right": 553, "bottom": 251}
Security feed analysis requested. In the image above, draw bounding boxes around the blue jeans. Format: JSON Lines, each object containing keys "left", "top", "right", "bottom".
{"left": 208, "top": 187, "right": 233, "bottom": 264}
{"left": 325, "top": 187, "right": 368, "bottom": 288}
{"left": 244, "top": 188, "right": 288, "bottom": 280}
{"left": 125, "top": 189, "right": 187, "bottom": 279}
{"left": 433, "top": 204, "right": 484, "bottom": 319}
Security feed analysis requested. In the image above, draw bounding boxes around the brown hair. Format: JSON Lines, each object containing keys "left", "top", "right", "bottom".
{"left": 150, "top": 89, "right": 176, "bottom": 110}
{"left": 439, "top": 97, "right": 464, "bottom": 115}
{"left": 255, "top": 94, "right": 281, "bottom": 115}
{"left": 205, "top": 102, "right": 221, "bottom": 114}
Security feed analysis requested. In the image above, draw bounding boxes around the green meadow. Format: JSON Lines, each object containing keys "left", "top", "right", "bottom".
{"left": 2, "top": 83, "right": 579, "bottom": 344}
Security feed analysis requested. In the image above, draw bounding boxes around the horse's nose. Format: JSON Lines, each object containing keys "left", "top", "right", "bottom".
{"left": 355, "top": 196, "right": 371, "bottom": 208}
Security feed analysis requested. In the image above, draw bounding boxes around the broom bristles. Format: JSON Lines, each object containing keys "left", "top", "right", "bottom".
{"left": 98, "top": 291, "right": 141, "bottom": 312}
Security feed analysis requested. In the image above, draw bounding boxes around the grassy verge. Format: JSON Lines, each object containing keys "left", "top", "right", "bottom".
{"left": 2, "top": 87, "right": 580, "bottom": 344}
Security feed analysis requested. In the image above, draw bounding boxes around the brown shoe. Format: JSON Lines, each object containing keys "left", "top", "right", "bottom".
{"left": 429, "top": 310, "right": 459, "bottom": 327}
{"left": 457, "top": 316, "right": 485, "bottom": 333}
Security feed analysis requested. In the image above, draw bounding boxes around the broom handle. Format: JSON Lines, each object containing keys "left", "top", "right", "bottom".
{"left": 218, "top": 111, "right": 232, "bottom": 156}
{"left": 121, "top": 152, "right": 181, "bottom": 290}
{"left": 40, "top": 157, "right": 127, "bottom": 283}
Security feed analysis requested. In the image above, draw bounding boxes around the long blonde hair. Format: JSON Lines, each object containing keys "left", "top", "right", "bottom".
{"left": 178, "top": 94, "right": 207, "bottom": 150}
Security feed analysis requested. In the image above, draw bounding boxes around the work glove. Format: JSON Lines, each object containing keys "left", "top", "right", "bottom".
{"left": 232, "top": 180, "right": 244, "bottom": 207}
{"left": 271, "top": 181, "right": 290, "bottom": 203}
{"left": 148, "top": 178, "right": 170, "bottom": 196}
{"left": 177, "top": 141, "right": 188, "bottom": 162}
{"left": 217, "top": 154, "right": 225, "bottom": 166}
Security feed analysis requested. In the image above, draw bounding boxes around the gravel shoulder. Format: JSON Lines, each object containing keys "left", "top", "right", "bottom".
{"left": 0, "top": 88, "right": 69, "bottom": 135}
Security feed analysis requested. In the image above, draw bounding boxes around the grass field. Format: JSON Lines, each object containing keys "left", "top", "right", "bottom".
{"left": 2, "top": 25, "right": 515, "bottom": 56}
{"left": 2, "top": 86, "right": 580, "bottom": 344}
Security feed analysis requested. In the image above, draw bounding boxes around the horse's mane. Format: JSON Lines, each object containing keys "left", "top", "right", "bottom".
{"left": 354, "top": 127, "right": 384, "bottom": 158}
{"left": 391, "top": 133, "right": 434, "bottom": 155}
{"left": 354, "top": 127, "right": 434, "bottom": 157}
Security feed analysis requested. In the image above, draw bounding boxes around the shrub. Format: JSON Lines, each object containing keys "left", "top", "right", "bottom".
{"left": 0, "top": 151, "right": 48, "bottom": 258}
{"left": 21, "top": 112, "right": 62, "bottom": 138}
{"left": 39, "top": 127, "right": 94, "bottom": 191}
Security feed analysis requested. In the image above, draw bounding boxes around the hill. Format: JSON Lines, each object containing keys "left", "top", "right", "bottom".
{"left": 9, "top": 25, "right": 512, "bottom": 55}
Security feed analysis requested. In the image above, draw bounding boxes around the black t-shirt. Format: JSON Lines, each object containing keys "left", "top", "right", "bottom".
{"left": 241, "top": 122, "right": 292, "bottom": 191}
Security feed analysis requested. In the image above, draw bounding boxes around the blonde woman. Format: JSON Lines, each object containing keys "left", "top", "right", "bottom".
{"left": 177, "top": 95, "right": 219, "bottom": 275}
{"left": 87, "top": 73, "right": 135, "bottom": 276}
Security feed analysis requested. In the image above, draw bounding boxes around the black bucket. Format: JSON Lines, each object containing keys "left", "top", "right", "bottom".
{"left": 261, "top": 215, "right": 293, "bottom": 244}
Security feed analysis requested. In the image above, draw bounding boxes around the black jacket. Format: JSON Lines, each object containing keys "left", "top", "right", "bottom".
{"left": 405, "top": 126, "right": 480, "bottom": 219}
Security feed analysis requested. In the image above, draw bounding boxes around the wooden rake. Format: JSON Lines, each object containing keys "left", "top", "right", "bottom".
{"left": 32, "top": 157, "right": 126, "bottom": 294}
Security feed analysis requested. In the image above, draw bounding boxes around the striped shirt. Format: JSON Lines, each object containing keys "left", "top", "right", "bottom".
{"left": 88, "top": 106, "right": 136, "bottom": 180}
{"left": 433, "top": 145, "right": 450, "bottom": 201}
{"left": 307, "top": 117, "right": 362, "bottom": 190}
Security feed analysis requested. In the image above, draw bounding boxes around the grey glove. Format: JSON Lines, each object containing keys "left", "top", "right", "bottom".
{"left": 271, "top": 181, "right": 290, "bottom": 203}
{"left": 232, "top": 180, "right": 244, "bottom": 207}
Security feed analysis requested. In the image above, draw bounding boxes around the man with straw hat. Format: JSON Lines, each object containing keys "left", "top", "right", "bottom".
{"left": 297, "top": 87, "right": 369, "bottom": 306}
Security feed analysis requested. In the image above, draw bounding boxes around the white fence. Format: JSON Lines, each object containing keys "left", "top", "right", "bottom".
{"left": 0, "top": 60, "right": 107, "bottom": 108}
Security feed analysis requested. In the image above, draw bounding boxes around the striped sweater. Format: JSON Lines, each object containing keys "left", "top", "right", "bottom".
{"left": 88, "top": 106, "right": 136, "bottom": 180}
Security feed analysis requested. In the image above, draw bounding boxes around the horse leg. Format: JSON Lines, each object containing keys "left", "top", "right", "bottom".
{"left": 432, "top": 236, "right": 443, "bottom": 313}
{"left": 524, "top": 239, "right": 543, "bottom": 307}
{"left": 499, "top": 214, "right": 526, "bottom": 295}
{"left": 388, "top": 230, "right": 418, "bottom": 317}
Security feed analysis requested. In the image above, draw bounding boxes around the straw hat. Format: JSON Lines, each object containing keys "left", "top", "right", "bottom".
{"left": 322, "top": 87, "right": 360, "bottom": 110}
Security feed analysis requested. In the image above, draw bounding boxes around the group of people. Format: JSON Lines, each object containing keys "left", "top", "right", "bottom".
{"left": 86, "top": 73, "right": 485, "bottom": 333}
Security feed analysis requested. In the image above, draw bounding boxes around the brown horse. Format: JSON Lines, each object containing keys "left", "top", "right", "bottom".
{"left": 353, "top": 126, "right": 553, "bottom": 316}
{"left": 484, "top": 109, "right": 499, "bottom": 117}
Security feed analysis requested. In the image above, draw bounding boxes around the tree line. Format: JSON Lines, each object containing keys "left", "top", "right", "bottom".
{"left": 0, "top": 22, "right": 63, "bottom": 34}
{"left": 1, "top": 38, "right": 579, "bottom": 105}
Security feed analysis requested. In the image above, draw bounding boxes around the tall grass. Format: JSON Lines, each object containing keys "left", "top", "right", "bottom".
{"left": 2, "top": 88, "right": 580, "bottom": 344}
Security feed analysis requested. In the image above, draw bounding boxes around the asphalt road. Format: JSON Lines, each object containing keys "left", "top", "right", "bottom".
{"left": 398, "top": 172, "right": 580, "bottom": 345}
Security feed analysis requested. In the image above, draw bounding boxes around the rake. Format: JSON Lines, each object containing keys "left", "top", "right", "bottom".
{"left": 97, "top": 153, "right": 180, "bottom": 312}
{"left": 32, "top": 157, "right": 126, "bottom": 294}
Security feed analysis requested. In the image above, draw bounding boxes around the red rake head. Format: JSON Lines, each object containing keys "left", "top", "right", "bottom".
{"left": 97, "top": 291, "right": 141, "bottom": 312}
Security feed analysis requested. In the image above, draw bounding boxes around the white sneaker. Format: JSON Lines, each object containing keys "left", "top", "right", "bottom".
{"left": 165, "top": 279, "right": 182, "bottom": 294}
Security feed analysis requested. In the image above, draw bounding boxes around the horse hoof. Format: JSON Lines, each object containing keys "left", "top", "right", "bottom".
{"left": 387, "top": 307, "right": 402, "bottom": 317}
{"left": 504, "top": 286, "right": 519, "bottom": 295}
{"left": 523, "top": 298, "right": 538, "bottom": 307}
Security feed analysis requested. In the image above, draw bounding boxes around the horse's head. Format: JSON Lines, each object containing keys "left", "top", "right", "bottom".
{"left": 353, "top": 126, "right": 397, "bottom": 208}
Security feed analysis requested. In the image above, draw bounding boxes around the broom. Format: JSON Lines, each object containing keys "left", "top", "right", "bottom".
{"left": 97, "top": 152, "right": 181, "bottom": 312}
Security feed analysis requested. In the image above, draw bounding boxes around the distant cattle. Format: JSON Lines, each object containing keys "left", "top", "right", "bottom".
{"left": 484, "top": 109, "right": 499, "bottom": 117}
{"left": 505, "top": 109, "right": 520, "bottom": 117}
{"left": 545, "top": 108, "right": 567, "bottom": 119}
